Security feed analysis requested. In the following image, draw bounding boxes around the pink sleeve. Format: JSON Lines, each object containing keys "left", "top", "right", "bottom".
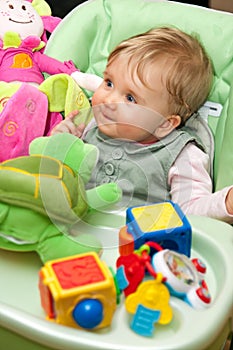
{"left": 34, "top": 51, "right": 77, "bottom": 76}
{"left": 168, "top": 143, "right": 233, "bottom": 223}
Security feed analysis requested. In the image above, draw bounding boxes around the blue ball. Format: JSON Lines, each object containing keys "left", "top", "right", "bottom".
{"left": 72, "top": 299, "right": 103, "bottom": 329}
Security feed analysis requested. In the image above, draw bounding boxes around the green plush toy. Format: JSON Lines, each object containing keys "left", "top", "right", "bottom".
{"left": 0, "top": 133, "right": 122, "bottom": 263}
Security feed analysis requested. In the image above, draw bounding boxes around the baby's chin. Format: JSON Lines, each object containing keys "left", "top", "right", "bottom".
{"left": 98, "top": 123, "right": 120, "bottom": 139}
{"left": 98, "top": 124, "right": 154, "bottom": 142}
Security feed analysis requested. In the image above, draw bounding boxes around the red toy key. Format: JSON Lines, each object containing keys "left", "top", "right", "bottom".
{"left": 116, "top": 253, "right": 145, "bottom": 296}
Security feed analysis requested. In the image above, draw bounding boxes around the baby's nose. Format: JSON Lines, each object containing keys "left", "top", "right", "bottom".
{"left": 104, "top": 93, "right": 119, "bottom": 110}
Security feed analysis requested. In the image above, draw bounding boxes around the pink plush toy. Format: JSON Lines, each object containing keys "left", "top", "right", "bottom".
{"left": 0, "top": 0, "right": 102, "bottom": 162}
{"left": 0, "top": 0, "right": 77, "bottom": 84}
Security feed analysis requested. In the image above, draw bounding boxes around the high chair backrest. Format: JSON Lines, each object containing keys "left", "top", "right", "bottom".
{"left": 45, "top": 0, "right": 233, "bottom": 191}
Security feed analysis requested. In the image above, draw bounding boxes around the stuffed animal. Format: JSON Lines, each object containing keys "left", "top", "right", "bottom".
{"left": 0, "top": 0, "right": 78, "bottom": 84}
{"left": 0, "top": 0, "right": 101, "bottom": 162}
{"left": 0, "top": 133, "right": 122, "bottom": 263}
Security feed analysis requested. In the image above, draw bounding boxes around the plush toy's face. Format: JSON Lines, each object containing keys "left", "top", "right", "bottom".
{"left": 0, "top": 0, "right": 44, "bottom": 40}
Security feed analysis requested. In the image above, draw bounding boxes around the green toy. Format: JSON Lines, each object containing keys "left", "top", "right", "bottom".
{"left": 0, "top": 133, "right": 122, "bottom": 263}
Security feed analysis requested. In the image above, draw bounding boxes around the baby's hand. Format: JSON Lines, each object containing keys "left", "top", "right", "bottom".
{"left": 225, "top": 187, "right": 233, "bottom": 215}
{"left": 51, "top": 110, "right": 86, "bottom": 138}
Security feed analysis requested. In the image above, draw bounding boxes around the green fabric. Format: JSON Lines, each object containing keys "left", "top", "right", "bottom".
{"left": 216, "top": 85, "right": 233, "bottom": 189}
{"left": 30, "top": 133, "right": 99, "bottom": 184}
{"left": 0, "top": 82, "right": 21, "bottom": 112}
{"left": 0, "top": 74, "right": 92, "bottom": 124}
{"left": 0, "top": 134, "right": 122, "bottom": 224}
{"left": 0, "top": 203, "right": 101, "bottom": 263}
{"left": 37, "top": 230, "right": 102, "bottom": 262}
{"left": 46, "top": 0, "right": 233, "bottom": 190}
{"left": 0, "top": 155, "right": 88, "bottom": 224}
{"left": 86, "top": 183, "right": 122, "bottom": 211}
{"left": 39, "top": 73, "right": 93, "bottom": 123}
{"left": 0, "top": 133, "right": 122, "bottom": 262}
{"left": 0, "top": 203, "right": 63, "bottom": 247}
{"left": 32, "top": 0, "right": 52, "bottom": 17}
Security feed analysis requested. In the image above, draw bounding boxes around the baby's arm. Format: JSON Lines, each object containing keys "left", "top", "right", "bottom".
{"left": 169, "top": 143, "right": 233, "bottom": 223}
{"left": 51, "top": 110, "right": 85, "bottom": 138}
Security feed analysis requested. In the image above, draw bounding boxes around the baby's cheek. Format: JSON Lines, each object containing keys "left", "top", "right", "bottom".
{"left": 91, "top": 89, "right": 104, "bottom": 107}
{"left": 91, "top": 91, "right": 98, "bottom": 106}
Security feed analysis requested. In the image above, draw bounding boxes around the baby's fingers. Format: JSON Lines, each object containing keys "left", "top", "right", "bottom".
{"left": 65, "top": 110, "right": 79, "bottom": 121}
{"left": 51, "top": 119, "right": 77, "bottom": 135}
{"left": 75, "top": 123, "right": 86, "bottom": 138}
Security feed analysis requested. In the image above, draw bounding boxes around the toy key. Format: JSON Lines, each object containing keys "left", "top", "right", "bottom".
{"left": 116, "top": 242, "right": 166, "bottom": 296}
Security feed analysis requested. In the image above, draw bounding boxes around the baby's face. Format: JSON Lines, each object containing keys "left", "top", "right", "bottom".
{"left": 92, "top": 54, "right": 173, "bottom": 142}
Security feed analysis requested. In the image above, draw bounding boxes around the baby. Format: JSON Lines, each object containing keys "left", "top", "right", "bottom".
{"left": 52, "top": 27, "right": 233, "bottom": 223}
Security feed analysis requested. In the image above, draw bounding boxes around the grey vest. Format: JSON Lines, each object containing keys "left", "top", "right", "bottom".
{"left": 84, "top": 113, "right": 213, "bottom": 208}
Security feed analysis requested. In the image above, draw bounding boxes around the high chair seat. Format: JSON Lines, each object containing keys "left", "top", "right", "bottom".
{"left": 0, "top": 1, "right": 233, "bottom": 350}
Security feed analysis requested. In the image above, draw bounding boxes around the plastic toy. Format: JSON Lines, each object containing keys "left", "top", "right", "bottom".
{"left": 117, "top": 242, "right": 211, "bottom": 311}
{"left": 116, "top": 242, "right": 172, "bottom": 337}
{"left": 0, "top": 133, "right": 122, "bottom": 263}
{"left": 39, "top": 252, "right": 119, "bottom": 330}
{"left": 0, "top": 0, "right": 99, "bottom": 162}
{"left": 116, "top": 242, "right": 165, "bottom": 297}
{"left": 119, "top": 201, "right": 192, "bottom": 257}
{"left": 125, "top": 275, "right": 173, "bottom": 337}
{"left": 152, "top": 249, "right": 211, "bottom": 309}
{"left": 38, "top": 241, "right": 211, "bottom": 337}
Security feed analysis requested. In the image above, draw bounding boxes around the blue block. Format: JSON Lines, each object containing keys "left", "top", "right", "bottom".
{"left": 126, "top": 201, "right": 192, "bottom": 257}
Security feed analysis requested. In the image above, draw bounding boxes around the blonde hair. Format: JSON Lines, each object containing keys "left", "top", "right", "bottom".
{"left": 107, "top": 27, "right": 213, "bottom": 122}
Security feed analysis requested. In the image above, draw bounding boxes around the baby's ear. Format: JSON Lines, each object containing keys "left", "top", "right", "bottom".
{"left": 154, "top": 115, "right": 181, "bottom": 139}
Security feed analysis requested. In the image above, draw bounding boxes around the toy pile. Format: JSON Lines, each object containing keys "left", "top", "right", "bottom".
{"left": 38, "top": 202, "right": 212, "bottom": 337}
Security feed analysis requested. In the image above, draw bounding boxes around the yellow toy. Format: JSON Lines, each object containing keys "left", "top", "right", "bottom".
{"left": 39, "top": 252, "right": 119, "bottom": 330}
{"left": 125, "top": 274, "right": 173, "bottom": 337}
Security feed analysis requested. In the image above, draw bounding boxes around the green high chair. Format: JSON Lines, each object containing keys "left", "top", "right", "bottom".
{"left": 0, "top": 1, "right": 233, "bottom": 349}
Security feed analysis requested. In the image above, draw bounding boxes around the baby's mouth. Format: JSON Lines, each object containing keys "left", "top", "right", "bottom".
{"left": 102, "top": 113, "right": 114, "bottom": 122}
{"left": 99, "top": 107, "right": 114, "bottom": 122}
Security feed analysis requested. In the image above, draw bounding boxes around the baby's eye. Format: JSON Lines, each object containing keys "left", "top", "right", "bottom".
{"left": 105, "top": 79, "right": 113, "bottom": 88}
{"left": 126, "top": 94, "right": 136, "bottom": 103}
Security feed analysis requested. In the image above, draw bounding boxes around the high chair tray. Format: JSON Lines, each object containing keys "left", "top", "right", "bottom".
{"left": 0, "top": 214, "right": 233, "bottom": 350}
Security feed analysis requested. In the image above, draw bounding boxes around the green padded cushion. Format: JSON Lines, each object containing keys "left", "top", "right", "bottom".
{"left": 45, "top": 0, "right": 233, "bottom": 190}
